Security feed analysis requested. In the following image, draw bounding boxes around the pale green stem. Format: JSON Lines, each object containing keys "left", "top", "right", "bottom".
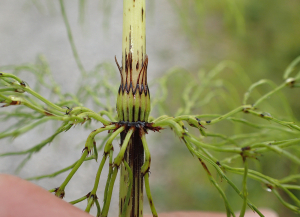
{"left": 0, "top": 93, "right": 59, "bottom": 116}
{"left": 272, "top": 190, "right": 300, "bottom": 213}
{"left": 77, "top": 112, "right": 111, "bottom": 126}
{"left": 144, "top": 174, "right": 158, "bottom": 217}
{"left": 239, "top": 159, "right": 248, "bottom": 217}
{"left": 27, "top": 156, "right": 95, "bottom": 181}
{"left": 69, "top": 195, "right": 88, "bottom": 205}
{"left": 59, "top": 0, "right": 86, "bottom": 76}
{"left": 85, "top": 155, "right": 108, "bottom": 212}
{"left": 280, "top": 174, "right": 300, "bottom": 183}
{"left": 253, "top": 82, "right": 286, "bottom": 107}
{"left": 104, "top": 150, "right": 114, "bottom": 204}
{"left": 0, "top": 87, "right": 19, "bottom": 92}
{"left": 247, "top": 109, "right": 300, "bottom": 131}
{"left": 104, "top": 126, "right": 125, "bottom": 153}
{"left": 101, "top": 167, "right": 118, "bottom": 217}
{"left": 141, "top": 130, "right": 151, "bottom": 175}
{"left": 101, "top": 129, "right": 134, "bottom": 216}
{"left": 85, "top": 196, "right": 95, "bottom": 212}
{"left": 0, "top": 73, "right": 66, "bottom": 113}
{"left": 184, "top": 139, "right": 235, "bottom": 217}
{"left": 95, "top": 199, "right": 101, "bottom": 217}
{"left": 0, "top": 117, "right": 55, "bottom": 139}
{"left": 114, "top": 128, "right": 134, "bottom": 166}
{"left": 187, "top": 134, "right": 241, "bottom": 153}
{"left": 183, "top": 136, "right": 263, "bottom": 216}
{"left": 55, "top": 150, "right": 88, "bottom": 198}
{"left": 85, "top": 125, "right": 116, "bottom": 154}
{"left": 281, "top": 184, "right": 300, "bottom": 190}
{"left": 99, "top": 110, "right": 117, "bottom": 122}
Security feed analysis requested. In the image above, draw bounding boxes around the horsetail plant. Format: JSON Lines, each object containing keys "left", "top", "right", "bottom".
{"left": 1, "top": 1, "right": 300, "bottom": 217}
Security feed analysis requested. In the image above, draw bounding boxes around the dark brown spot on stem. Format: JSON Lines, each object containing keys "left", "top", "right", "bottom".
{"left": 198, "top": 158, "right": 211, "bottom": 176}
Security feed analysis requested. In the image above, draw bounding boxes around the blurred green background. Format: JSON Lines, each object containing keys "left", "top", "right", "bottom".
{"left": 148, "top": 1, "right": 300, "bottom": 217}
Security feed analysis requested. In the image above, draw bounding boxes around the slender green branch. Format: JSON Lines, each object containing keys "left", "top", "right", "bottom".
{"left": 183, "top": 138, "right": 264, "bottom": 216}
{"left": 144, "top": 173, "right": 158, "bottom": 217}
{"left": 104, "top": 126, "right": 125, "bottom": 153}
{"left": 104, "top": 150, "right": 114, "bottom": 205}
{"left": 239, "top": 159, "right": 248, "bottom": 217}
{"left": 95, "top": 198, "right": 101, "bottom": 217}
{"left": 184, "top": 139, "right": 235, "bottom": 217}
{"left": 0, "top": 117, "right": 55, "bottom": 139}
{"left": 69, "top": 194, "right": 89, "bottom": 205}
{"left": 55, "top": 149, "right": 89, "bottom": 198}
{"left": 85, "top": 195, "right": 95, "bottom": 212}
{"left": 141, "top": 130, "right": 151, "bottom": 175}
{"left": 91, "top": 155, "right": 108, "bottom": 194}
{"left": 272, "top": 189, "right": 300, "bottom": 213}
{"left": 113, "top": 128, "right": 134, "bottom": 166}
{"left": 101, "top": 168, "right": 118, "bottom": 217}
{"left": 27, "top": 155, "right": 95, "bottom": 180}
{"left": 59, "top": 0, "right": 86, "bottom": 76}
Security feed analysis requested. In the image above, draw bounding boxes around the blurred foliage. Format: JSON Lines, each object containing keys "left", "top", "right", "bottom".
{"left": 154, "top": 1, "right": 300, "bottom": 216}
{"left": 169, "top": 0, "right": 300, "bottom": 80}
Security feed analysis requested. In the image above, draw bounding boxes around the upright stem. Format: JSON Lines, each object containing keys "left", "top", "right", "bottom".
{"left": 117, "top": 0, "right": 149, "bottom": 217}
{"left": 116, "top": 0, "right": 150, "bottom": 123}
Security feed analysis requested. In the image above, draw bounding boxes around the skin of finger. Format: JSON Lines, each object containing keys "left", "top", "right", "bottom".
{"left": 0, "top": 175, "right": 278, "bottom": 217}
{"left": 143, "top": 209, "right": 278, "bottom": 217}
{"left": 0, "top": 174, "right": 91, "bottom": 217}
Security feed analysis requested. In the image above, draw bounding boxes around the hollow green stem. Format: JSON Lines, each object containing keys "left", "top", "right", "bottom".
{"left": 69, "top": 195, "right": 88, "bottom": 205}
{"left": 85, "top": 125, "right": 116, "bottom": 154}
{"left": 104, "top": 150, "right": 114, "bottom": 204}
{"left": 239, "top": 159, "right": 248, "bottom": 217}
{"left": 141, "top": 130, "right": 151, "bottom": 175}
{"left": 104, "top": 126, "right": 125, "bottom": 153}
{"left": 85, "top": 195, "right": 95, "bottom": 212}
{"left": 95, "top": 199, "right": 101, "bottom": 217}
{"left": 114, "top": 128, "right": 134, "bottom": 166}
{"left": 144, "top": 173, "right": 158, "bottom": 217}
{"left": 55, "top": 150, "right": 88, "bottom": 198}
{"left": 86, "top": 154, "right": 108, "bottom": 211}
{"left": 101, "top": 167, "right": 118, "bottom": 217}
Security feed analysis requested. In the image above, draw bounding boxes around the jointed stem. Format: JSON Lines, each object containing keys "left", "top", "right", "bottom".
{"left": 85, "top": 155, "right": 108, "bottom": 211}
{"left": 55, "top": 149, "right": 89, "bottom": 198}
{"left": 69, "top": 194, "right": 89, "bottom": 205}
{"left": 102, "top": 128, "right": 134, "bottom": 217}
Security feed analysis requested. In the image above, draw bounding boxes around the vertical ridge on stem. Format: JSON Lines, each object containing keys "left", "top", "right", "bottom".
{"left": 119, "top": 130, "right": 144, "bottom": 217}
{"left": 117, "top": 0, "right": 148, "bottom": 216}
{"left": 116, "top": 0, "right": 150, "bottom": 123}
